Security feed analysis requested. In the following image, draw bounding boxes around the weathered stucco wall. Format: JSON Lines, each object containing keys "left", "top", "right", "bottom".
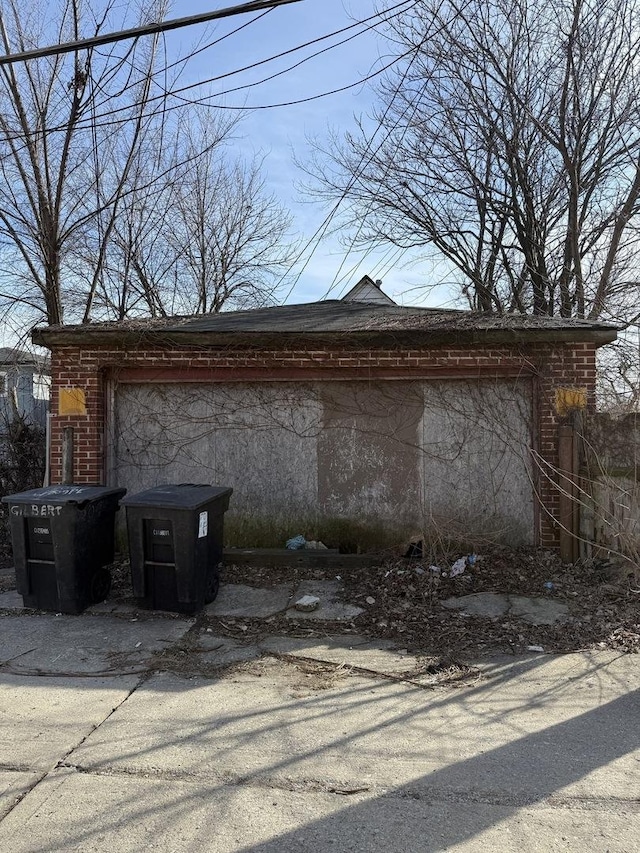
{"left": 421, "top": 379, "right": 534, "bottom": 544}
{"left": 113, "top": 382, "right": 322, "bottom": 518}
{"left": 111, "top": 378, "right": 534, "bottom": 548}
{"left": 46, "top": 339, "right": 599, "bottom": 550}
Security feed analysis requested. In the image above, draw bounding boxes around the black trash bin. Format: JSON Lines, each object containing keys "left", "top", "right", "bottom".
{"left": 121, "top": 484, "right": 232, "bottom": 614}
{"left": 1, "top": 485, "right": 126, "bottom": 614}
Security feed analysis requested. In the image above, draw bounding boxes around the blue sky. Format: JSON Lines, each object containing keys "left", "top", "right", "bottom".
{"left": 164, "top": 0, "right": 450, "bottom": 306}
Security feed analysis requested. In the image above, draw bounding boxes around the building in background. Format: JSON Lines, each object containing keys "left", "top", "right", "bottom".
{"left": 0, "top": 348, "right": 50, "bottom": 433}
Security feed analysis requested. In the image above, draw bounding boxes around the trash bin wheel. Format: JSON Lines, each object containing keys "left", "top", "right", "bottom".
{"left": 90, "top": 568, "right": 112, "bottom": 604}
{"left": 204, "top": 567, "right": 220, "bottom": 604}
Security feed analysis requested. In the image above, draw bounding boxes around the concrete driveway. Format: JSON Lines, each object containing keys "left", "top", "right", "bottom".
{"left": 0, "top": 586, "right": 638, "bottom": 851}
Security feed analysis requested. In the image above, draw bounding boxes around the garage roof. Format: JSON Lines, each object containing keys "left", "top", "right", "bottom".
{"left": 32, "top": 299, "right": 619, "bottom": 347}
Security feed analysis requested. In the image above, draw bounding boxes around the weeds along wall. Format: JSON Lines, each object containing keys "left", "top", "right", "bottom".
{"left": 46, "top": 339, "right": 598, "bottom": 551}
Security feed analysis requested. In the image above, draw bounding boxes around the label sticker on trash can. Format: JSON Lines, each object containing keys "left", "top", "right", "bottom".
{"left": 198, "top": 511, "right": 208, "bottom": 538}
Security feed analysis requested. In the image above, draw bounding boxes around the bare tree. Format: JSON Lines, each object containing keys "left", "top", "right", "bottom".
{"left": 98, "top": 112, "right": 297, "bottom": 318}
{"left": 0, "top": 1, "right": 295, "bottom": 326}
{"left": 310, "top": 0, "right": 640, "bottom": 321}
{"left": 0, "top": 1, "right": 182, "bottom": 325}
{"left": 165, "top": 142, "right": 296, "bottom": 315}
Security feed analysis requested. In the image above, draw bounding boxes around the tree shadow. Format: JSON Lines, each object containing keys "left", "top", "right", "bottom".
{"left": 2, "top": 650, "right": 636, "bottom": 851}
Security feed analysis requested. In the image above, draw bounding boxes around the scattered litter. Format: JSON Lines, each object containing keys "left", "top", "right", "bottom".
{"left": 135, "top": 642, "right": 142, "bottom": 648}
{"left": 218, "top": 544, "right": 640, "bottom": 655}
{"left": 286, "top": 535, "right": 307, "bottom": 550}
{"left": 414, "top": 566, "right": 425, "bottom": 575}
{"left": 365, "top": 596, "right": 376, "bottom": 605}
{"left": 295, "top": 595, "right": 320, "bottom": 612}
{"left": 335, "top": 575, "right": 342, "bottom": 581}
{"left": 449, "top": 557, "right": 467, "bottom": 578}
{"left": 544, "top": 581, "right": 555, "bottom": 591}
{"left": 305, "top": 540, "right": 328, "bottom": 550}
{"left": 527, "top": 645, "right": 545, "bottom": 652}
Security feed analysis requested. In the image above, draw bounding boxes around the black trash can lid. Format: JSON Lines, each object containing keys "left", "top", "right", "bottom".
{"left": 1, "top": 485, "right": 127, "bottom": 506}
{"left": 120, "top": 483, "right": 232, "bottom": 511}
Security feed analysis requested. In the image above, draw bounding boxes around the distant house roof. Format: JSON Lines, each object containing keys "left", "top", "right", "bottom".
{"left": 33, "top": 300, "right": 619, "bottom": 348}
{"left": 341, "top": 275, "right": 396, "bottom": 306}
{"left": 0, "top": 347, "right": 50, "bottom": 370}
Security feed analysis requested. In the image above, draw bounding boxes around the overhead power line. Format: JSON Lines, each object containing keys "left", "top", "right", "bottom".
{"left": 0, "top": 0, "right": 302, "bottom": 66}
{"left": 83, "top": 1, "right": 414, "bottom": 125}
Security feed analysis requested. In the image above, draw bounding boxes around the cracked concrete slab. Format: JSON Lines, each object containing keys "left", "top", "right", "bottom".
{"left": 0, "top": 674, "right": 139, "bottom": 770}
{"left": 0, "top": 591, "right": 138, "bottom": 618}
{"left": 206, "top": 583, "right": 292, "bottom": 618}
{"left": 67, "top": 659, "right": 640, "bottom": 805}
{"left": 261, "top": 635, "right": 420, "bottom": 675}
{"left": 0, "top": 614, "right": 192, "bottom": 675}
{"left": 1, "top": 767, "right": 638, "bottom": 853}
{"left": 1, "top": 650, "right": 639, "bottom": 851}
{"left": 507, "top": 595, "right": 570, "bottom": 624}
{"left": 0, "top": 770, "right": 41, "bottom": 820}
{"left": 0, "top": 591, "right": 24, "bottom": 611}
{"left": 441, "top": 593, "right": 569, "bottom": 625}
{"left": 287, "top": 580, "right": 364, "bottom": 621}
{"left": 0, "top": 592, "right": 151, "bottom": 618}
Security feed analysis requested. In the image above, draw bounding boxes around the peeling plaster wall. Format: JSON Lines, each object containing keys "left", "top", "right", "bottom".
{"left": 317, "top": 382, "right": 424, "bottom": 525}
{"left": 114, "top": 383, "right": 321, "bottom": 517}
{"left": 113, "top": 378, "right": 533, "bottom": 546}
{"left": 46, "top": 338, "right": 600, "bottom": 549}
{"left": 421, "top": 379, "right": 534, "bottom": 543}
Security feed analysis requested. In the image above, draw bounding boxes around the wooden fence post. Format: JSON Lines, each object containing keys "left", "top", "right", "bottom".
{"left": 62, "top": 426, "right": 74, "bottom": 485}
{"left": 558, "top": 423, "right": 579, "bottom": 562}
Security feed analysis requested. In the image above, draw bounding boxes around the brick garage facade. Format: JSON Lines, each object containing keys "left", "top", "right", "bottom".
{"left": 42, "top": 332, "right": 601, "bottom": 549}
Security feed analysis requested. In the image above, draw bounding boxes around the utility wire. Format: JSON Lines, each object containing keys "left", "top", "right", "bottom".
{"left": 0, "top": 0, "right": 302, "bottom": 65}
{"left": 81, "top": 1, "right": 415, "bottom": 126}
{"left": 279, "top": 5, "right": 466, "bottom": 303}
{"left": 279, "top": 45, "right": 425, "bottom": 304}
{"left": 0, "top": 1, "right": 413, "bottom": 142}
{"left": 0, "top": 0, "right": 425, "bottom": 308}
{"left": 84, "top": 46, "right": 416, "bottom": 129}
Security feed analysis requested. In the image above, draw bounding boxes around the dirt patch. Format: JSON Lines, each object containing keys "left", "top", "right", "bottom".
{"left": 3, "top": 546, "right": 639, "bottom": 657}
{"left": 223, "top": 562, "right": 305, "bottom": 588}
{"left": 337, "top": 547, "right": 640, "bottom": 656}
{"left": 217, "top": 545, "right": 640, "bottom": 656}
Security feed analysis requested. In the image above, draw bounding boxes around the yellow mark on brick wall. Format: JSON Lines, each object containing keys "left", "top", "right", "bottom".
{"left": 555, "top": 387, "right": 587, "bottom": 417}
{"left": 59, "top": 387, "right": 86, "bottom": 416}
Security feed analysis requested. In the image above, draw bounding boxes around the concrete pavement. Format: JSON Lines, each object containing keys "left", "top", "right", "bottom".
{"left": 0, "top": 586, "right": 638, "bottom": 851}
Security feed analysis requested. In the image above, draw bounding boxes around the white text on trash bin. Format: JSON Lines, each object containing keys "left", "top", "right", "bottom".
{"left": 10, "top": 504, "right": 63, "bottom": 517}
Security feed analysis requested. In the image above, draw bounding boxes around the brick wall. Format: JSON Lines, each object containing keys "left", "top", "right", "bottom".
{"left": 48, "top": 339, "right": 599, "bottom": 548}
{"left": 535, "top": 342, "right": 597, "bottom": 546}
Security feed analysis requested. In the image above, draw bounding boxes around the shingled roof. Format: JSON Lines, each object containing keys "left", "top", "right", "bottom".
{"left": 32, "top": 299, "right": 619, "bottom": 347}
